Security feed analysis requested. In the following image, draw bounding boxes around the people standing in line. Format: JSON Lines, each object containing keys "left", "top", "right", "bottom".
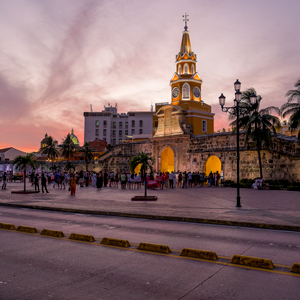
{"left": 96, "top": 172, "right": 103, "bottom": 191}
{"left": 41, "top": 173, "right": 49, "bottom": 193}
{"left": 169, "top": 172, "right": 174, "bottom": 189}
{"left": 182, "top": 171, "right": 188, "bottom": 188}
{"left": 2, "top": 172, "right": 7, "bottom": 189}
{"left": 34, "top": 173, "right": 40, "bottom": 192}
{"left": 120, "top": 172, "right": 126, "bottom": 189}
{"left": 85, "top": 172, "right": 89, "bottom": 187}
{"left": 92, "top": 172, "right": 97, "bottom": 187}
{"left": 178, "top": 172, "right": 183, "bottom": 188}
{"left": 115, "top": 172, "right": 119, "bottom": 188}
{"left": 103, "top": 171, "right": 108, "bottom": 187}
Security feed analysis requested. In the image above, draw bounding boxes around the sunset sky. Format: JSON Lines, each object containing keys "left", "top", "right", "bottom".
{"left": 0, "top": 0, "right": 299, "bottom": 152}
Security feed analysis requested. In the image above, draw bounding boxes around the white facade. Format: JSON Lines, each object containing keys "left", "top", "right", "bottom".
{"left": 84, "top": 104, "right": 154, "bottom": 146}
{"left": 0, "top": 147, "right": 27, "bottom": 162}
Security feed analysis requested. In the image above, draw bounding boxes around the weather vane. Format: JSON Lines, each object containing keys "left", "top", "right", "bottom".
{"left": 182, "top": 13, "right": 189, "bottom": 31}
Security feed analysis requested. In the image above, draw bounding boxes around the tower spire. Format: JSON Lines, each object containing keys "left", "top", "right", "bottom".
{"left": 182, "top": 13, "right": 189, "bottom": 31}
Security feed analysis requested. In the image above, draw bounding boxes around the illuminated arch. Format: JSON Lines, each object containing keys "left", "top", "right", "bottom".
{"left": 203, "top": 155, "right": 221, "bottom": 177}
{"left": 178, "top": 65, "right": 182, "bottom": 74}
{"left": 184, "top": 63, "right": 189, "bottom": 74}
{"left": 160, "top": 147, "right": 175, "bottom": 173}
{"left": 191, "top": 65, "right": 195, "bottom": 74}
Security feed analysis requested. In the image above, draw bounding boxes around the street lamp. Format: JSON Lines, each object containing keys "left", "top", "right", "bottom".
{"left": 219, "top": 80, "right": 257, "bottom": 207}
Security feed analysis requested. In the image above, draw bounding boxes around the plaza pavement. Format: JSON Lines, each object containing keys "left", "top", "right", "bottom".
{"left": 1, "top": 182, "right": 300, "bottom": 231}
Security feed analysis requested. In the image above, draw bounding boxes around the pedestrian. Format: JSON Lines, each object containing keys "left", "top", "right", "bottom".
{"left": 31, "top": 172, "right": 35, "bottom": 186}
{"left": 70, "top": 175, "right": 76, "bottom": 195}
{"left": 121, "top": 172, "right": 126, "bottom": 189}
{"left": 96, "top": 172, "right": 103, "bottom": 190}
{"left": 103, "top": 171, "right": 108, "bottom": 187}
{"left": 41, "top": 173, "right": 49, "bottom": 193}
{"left": 34, "top": 173, "right": 40, "bottom": 192}
{"left": 2, "top": 172, "right": 7, "bottom": 189}
{"left": 169, "top": 171, "right": 174, "bottom": 189}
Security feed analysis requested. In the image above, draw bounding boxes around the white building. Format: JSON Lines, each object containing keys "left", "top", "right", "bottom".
{"left": 0, "top": 147, "right": 27, "bottom": 162}
{"left": 84, "top": 104, "right": 154, "bottom": 146}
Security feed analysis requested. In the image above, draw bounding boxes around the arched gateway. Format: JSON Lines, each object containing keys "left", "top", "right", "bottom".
{"left": 204, "top": 155, "right": 221, "bottom": 176}
{"left": 160, "top": 147, "right": 174, "bottom": 173}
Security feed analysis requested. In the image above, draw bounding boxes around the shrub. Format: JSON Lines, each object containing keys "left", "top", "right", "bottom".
{"left": 287, "top": 186, "right": 300, "bottom": 191}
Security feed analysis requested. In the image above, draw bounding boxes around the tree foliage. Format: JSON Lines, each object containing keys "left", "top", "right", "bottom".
{"left": 59, "top": 134, "right": 76, "bottom": 162}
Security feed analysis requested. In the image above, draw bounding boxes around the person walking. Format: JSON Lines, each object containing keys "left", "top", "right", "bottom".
{"left": 41, "top": 173, "right": 49, "bottom": 193}
{"left": 96, "top": 172, "right": 103, "bottom": 191}
{"left": 103, "top": 171, "right": 108, "bottom": 187}
{"left": 2, "top": 172, "right": 7, "bottom": 189}
{"left": 34, "top": 173, "right": 40, "bottom": 192}
{"left": 70, "top": 175, "right": 77, "bottom": 195}
{"left": 169, "top": 172, "right": 174, "bottom": 189}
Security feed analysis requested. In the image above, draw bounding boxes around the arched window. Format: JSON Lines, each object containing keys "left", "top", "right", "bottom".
{"left": 191, "top": 65, "right": 195, "bottom": 74}
{"left": 184, "top": 63, "right": 189, "bottom": 74}
{"left": 178, "top": 65, "right": 182, "bottom": 74}
{"left": 202, "top": 120, "right": 207, "bottom": 133}
{"left": 95, "top": 120, "right": 99, "bottom": 127}
{"left": 182, "top": 83, "right": 190, "bottom": 100}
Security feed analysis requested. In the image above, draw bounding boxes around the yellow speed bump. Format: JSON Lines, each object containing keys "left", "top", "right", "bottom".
{"left": 69, "top": 233, "right": 95, "bottom": 242}
{"left": 41, "top": 229, "right": 65, "bottom": 238}
{"left": 137, "top": 242, "right": 171, "bottom": 253}
{"left": 0, "top": 223, "right": 16, "bottom": 230}
{"left": 16, "top": 225, "right": 38, "bottom": 233}
{"left": 100, "top": 237, "right": 131, "bottom": 248}
{"left": 290, "top": 263, "right": 300, "bottom": 273}
{"left": 230, "top": 255, "right": 274, "bottom": 269}
{"left": 180, "top": 248, "right": 218, "bottom": 261}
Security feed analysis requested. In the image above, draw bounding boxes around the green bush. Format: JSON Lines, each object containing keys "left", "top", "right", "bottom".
{"left": 287, "top": 186, "right": 300, "bottom": 191}
{"left": 270, "top": 185, "right": 281, "bottom": 190}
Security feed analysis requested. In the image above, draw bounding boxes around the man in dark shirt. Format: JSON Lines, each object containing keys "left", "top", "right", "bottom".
{"left": 34, "top": 174, "right": 40, "bottom": 192}
{"left": 41, "top": 173, "right": 49, "bottom": 193}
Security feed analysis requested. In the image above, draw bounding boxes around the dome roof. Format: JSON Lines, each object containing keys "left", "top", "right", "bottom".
{"left": 70, "top": 128, "right": 79, "bottom": 145}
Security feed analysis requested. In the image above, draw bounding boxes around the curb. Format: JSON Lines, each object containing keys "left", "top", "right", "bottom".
{"left": 0, "top": 202, "right": 300, "bottom": 232}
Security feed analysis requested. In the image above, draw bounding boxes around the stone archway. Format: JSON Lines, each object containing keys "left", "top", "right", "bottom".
{"left": 160, "top": 147, "right": 175, "bottom": 173}
{"left": 203, "top": 155, "right": 221, "bottom": 176}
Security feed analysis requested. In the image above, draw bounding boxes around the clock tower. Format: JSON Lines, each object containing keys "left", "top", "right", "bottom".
{"left": 169, "top": 14, "right": 214, "bottom": 135}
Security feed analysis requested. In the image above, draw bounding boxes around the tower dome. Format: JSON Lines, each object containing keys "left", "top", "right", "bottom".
{"left": 70, "top": 129, "right": 80, "bottom": 145}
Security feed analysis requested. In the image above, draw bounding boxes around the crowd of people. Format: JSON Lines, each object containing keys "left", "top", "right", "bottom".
{"left": 0, "top": 169, "right": 223, "bottom": 194}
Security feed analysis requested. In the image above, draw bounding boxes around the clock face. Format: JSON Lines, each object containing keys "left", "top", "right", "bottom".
{"left": 172, "top": 87, "right": 180, "bottom": 98}
{"left": 193, "top": 86, "right": 201, "bottom": 98}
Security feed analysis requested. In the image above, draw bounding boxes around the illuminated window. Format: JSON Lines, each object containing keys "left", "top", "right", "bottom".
{"left": 125, "top": 122, "right": 128, "bottom": 129}
{"left": 178, "top": 65, "right": 182, "bottom": 74}
{"left": 113, "top": 122, "right": 116, "bottom": 128}
{"left": 113, "top": 130, "right": 116, "bottom": 137}
{"left": 119, "top": 130, "right": 122, "bottom": 136}
{"left": 202, "top": 120, "right": 207, "bottom": 133}
{"left": 125, "top": 130, "right": 128, "bottom": 135}
{"left": 95, "top": 120, "right": 99, "bottom": 127}
{"left": 182, "top": 83, "right": 190, "bottom": 99}
{"left": 184, "top": 63, "right": 189, "bottom": 74}
{"left": 191, "top": 65, "right": 194, "bottom": 74}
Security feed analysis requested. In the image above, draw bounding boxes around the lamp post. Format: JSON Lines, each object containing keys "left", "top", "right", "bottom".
{"left": 219, "top": 80, "right": 257, "bottom": 207}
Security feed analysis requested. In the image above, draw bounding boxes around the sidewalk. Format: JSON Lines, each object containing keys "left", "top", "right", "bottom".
{"left": 1, "top": 182, "right": 300, "bottom": 231}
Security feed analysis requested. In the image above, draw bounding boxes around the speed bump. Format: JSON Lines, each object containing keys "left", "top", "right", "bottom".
{"left": 290, "top": 263, "right": 300, "bottom": 273}
{"left": 41, "top": 229, "right": 65, "bottom": 238}
{"left": 69, "top": 233, "right": 95, "bottom": 242}
{"left": 100, "top": 237, "right": 130, "bottom": 247}
{"left": 137, "top": 242, "right": 171, "bottom": 253}
{"left": 0, "top": 223, "right": 16, "bottom": 230}
{"left": 230, "top": 255, "right": 274, "bottom": 269}
{"left": 16, "top": 225, "right": 38, "bottom": 233}
{"left": 180, "top": 248, "right": 218, "bottom": 261}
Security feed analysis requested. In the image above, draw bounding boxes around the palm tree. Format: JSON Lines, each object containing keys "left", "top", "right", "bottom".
{"left": 281, "top": 79, "right": 300, "bottom": 143}
{"left": 81, "top": 142, "right": 94, "bottom": 172}
{"left": 64, "top": 162, "right": 75, "bottom": 172}
{"left": 229, "top": 88, "right": 281, "bottom": 178}
{"left": 59, "top": 134, "right": 76, "bottom": 162}
{"left": 39, "top": 135, "right": 59, "bottom": 169}
{"left": 129, "top": 152, "right": 155, "bottom": 197}
{"left": 12, "top": 153, "right": 37, "bottom": 192}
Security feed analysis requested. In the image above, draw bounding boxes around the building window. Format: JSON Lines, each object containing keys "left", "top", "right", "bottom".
{"left": 132, "top": 120, "right": 135, "bottom": 127}
{"left": 182, "top": 83, "right": 190, "bottom": 99}
{"left": 95, "top": 129, "right": 99, "bottom": 136}
{"left": 119, "top": 139, "right": 122, "bottom": 143}
{"left": 125, "top": 130, "right": 128, "bottom": 135}
{"left": 132, "top": 129, "right": 135, "bottom": 135}
{"left": 184, "top": 63, "right": 189, "bottom": 74}
{"left": 103, "top": 129, "right": 106, "bottom": 136}
{"left": 95, "top": 120, "right": 99, "bottom": 127}
{"left": 139, "top": 120, "right": 143, "bottom": 127}
{"left": 139, "top": 129, "right": 143, "bottom": 134}
{"left": 103, "top": 138, "right": 106, "bottom": 142}
{"left": 178, "top": 65, "right": 182, "bottom": 74}
{"left": 113, "top": 130, "right": 116, "bottom": 137}
{"left": 191, "top": 65, "right": 194, "bottom": 74}
{"left": 119, "top": 122, "right": 122, "bottom": 128}
{"left": 125, "top": 122, "right": 128, "bottom": 129}
{"left": 103, "top": 120, "right": 107, "bottom": 127}
{"left": 202, "top": 120, "right": 207, "bottom": 133}
{"left": 112, "top": 139, "right": 116, "bottom": 146}
{"left": 119, "top": 130, "right": 122, "bottom": 136}
{"left": 113, "top": 122, "right": 116, "bottom": 129}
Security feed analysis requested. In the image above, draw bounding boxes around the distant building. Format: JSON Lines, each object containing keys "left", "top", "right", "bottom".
{"left": 277, "top": 123, "right": 299, "bottom": 138}
{"left": 84, "top": 103, "right": 154, "bottom": 146}
{"left": 0, "top": 147, "right": 27, "bottom": 162}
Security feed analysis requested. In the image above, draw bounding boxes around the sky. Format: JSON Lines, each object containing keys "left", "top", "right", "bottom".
{"left": 0, "top": 0, "right": 299, "bottom": 152}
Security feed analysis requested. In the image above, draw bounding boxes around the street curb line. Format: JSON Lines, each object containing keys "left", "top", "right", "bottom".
{"left": 100, "top": 237, "right": 131, "bottom": 247}
{"left": 1, "top": 202, "right": 300, "bottom": 232}
{"left": 41, "top": 229, "right": 65, "bottom": 238}
{"left": 16, "top": 225, "right": 38, "bottom": 233}
{"left": 290, "top": 263, "right": 300, "bottom": 273}
{"left": 69, "top": 233, "right": 95, "bottom": 242}
{"left": 230, "top": 255, "right": 274, "bottom": 269}
{"left": 137, "top": 242, "right": 171, "bottom": 253}
{"left": 0, "top": 222, "right": 16, "bottom": 230}
{"left": 180, "top": 248, "right": 218, "bottom": 260}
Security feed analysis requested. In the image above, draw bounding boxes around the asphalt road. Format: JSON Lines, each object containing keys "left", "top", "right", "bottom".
{"left": 1, "top": 207, "right": 300, "bottom": 300}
